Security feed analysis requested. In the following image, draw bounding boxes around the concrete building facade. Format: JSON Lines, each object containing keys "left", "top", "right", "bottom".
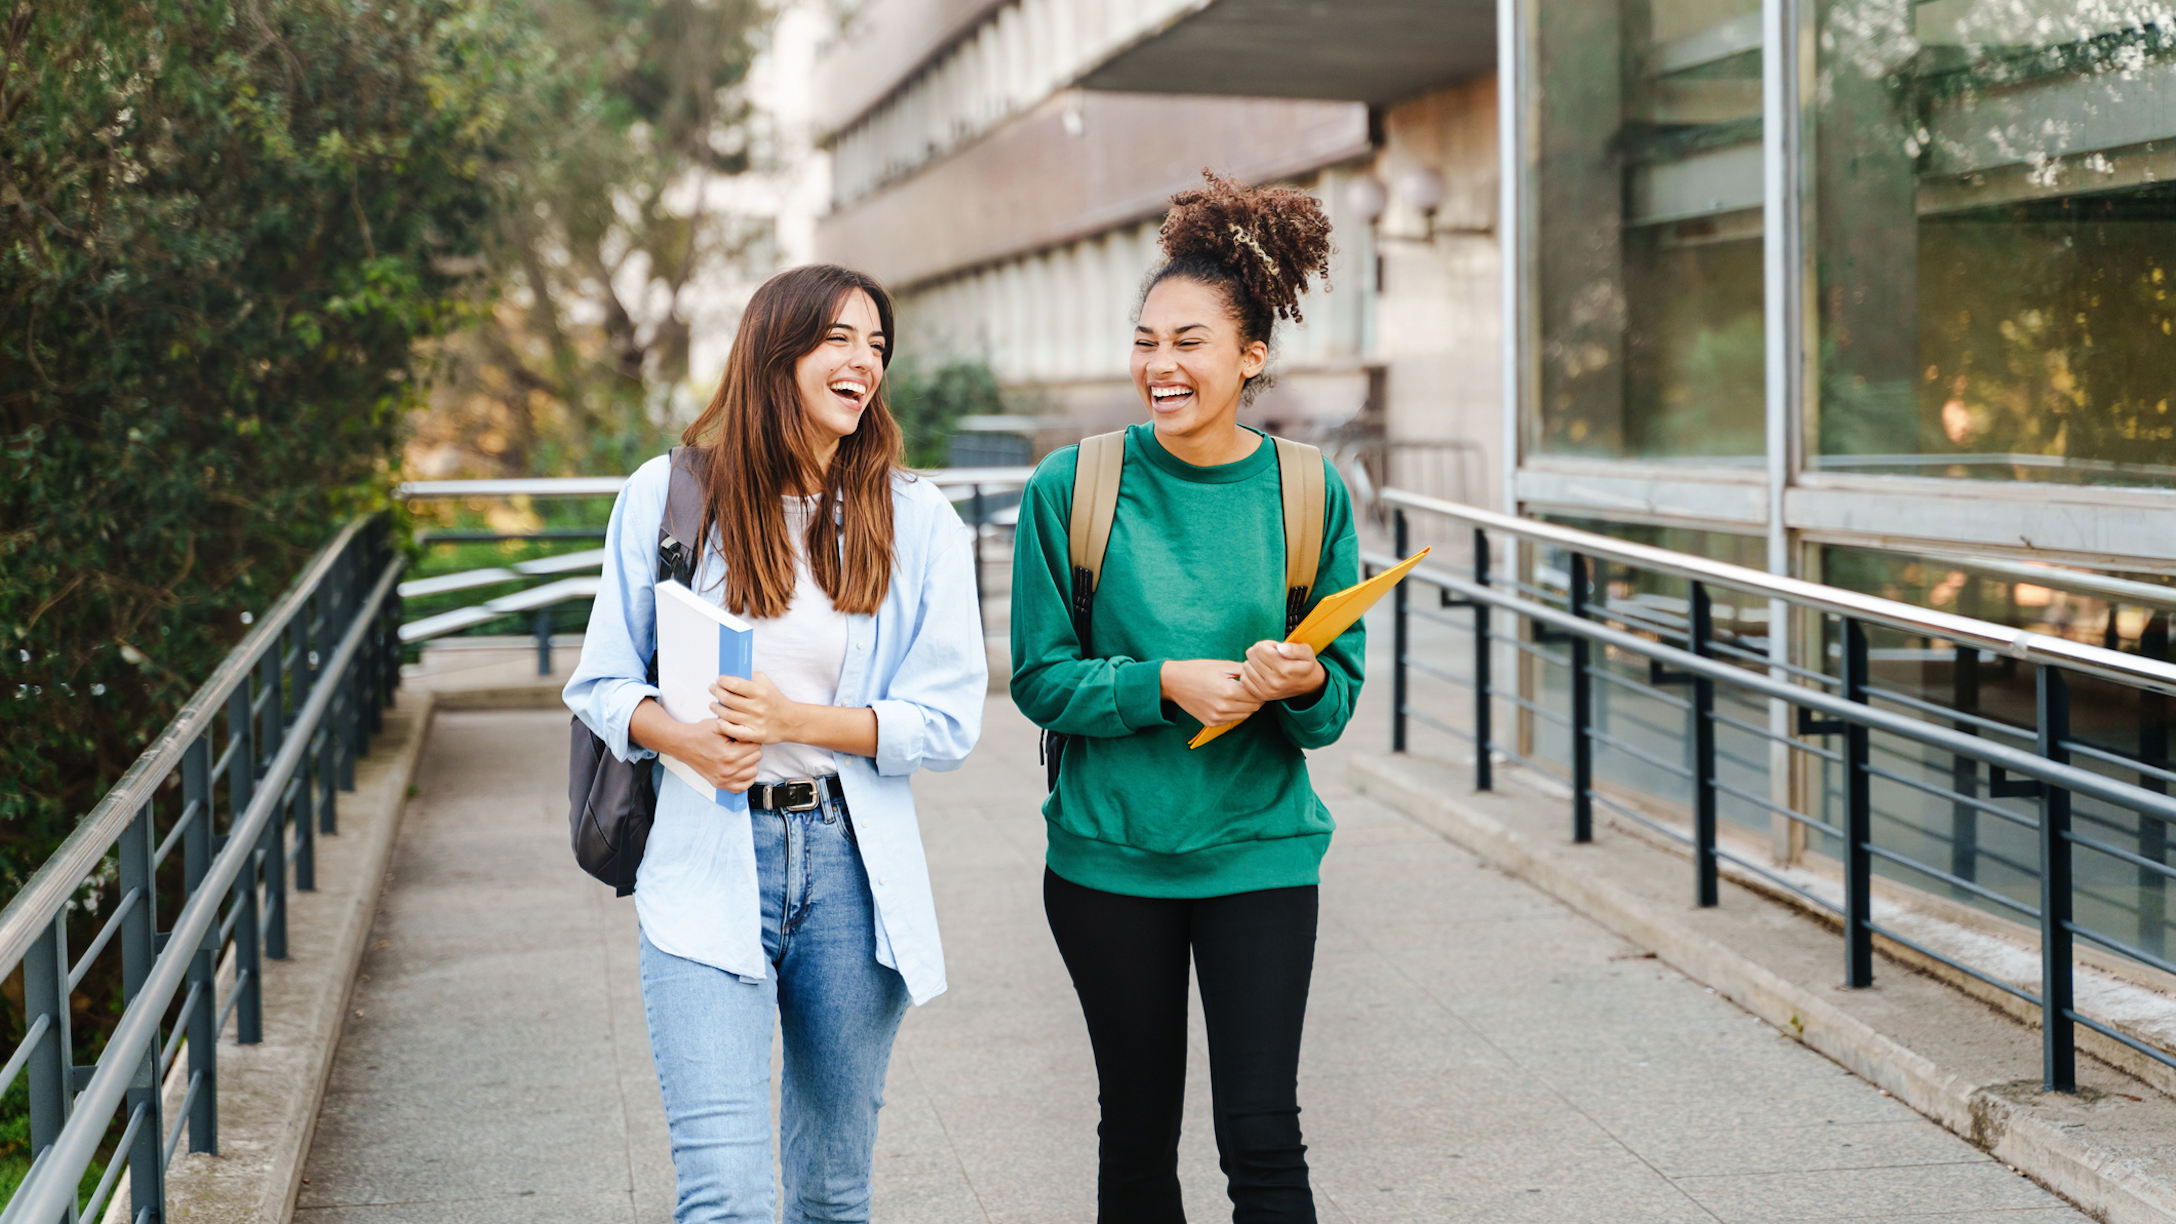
{"left": 811, "top": 0, "right": 1502, "bottom": 505}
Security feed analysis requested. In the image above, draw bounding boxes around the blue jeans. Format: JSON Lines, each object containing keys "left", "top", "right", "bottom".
{"left": 640, "top": 794, "right": 911, "bottom": 1223}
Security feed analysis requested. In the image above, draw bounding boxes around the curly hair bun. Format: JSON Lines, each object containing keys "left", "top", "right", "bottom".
{"left": 1158, "top": 170, "right": 1333, "bottom": 326}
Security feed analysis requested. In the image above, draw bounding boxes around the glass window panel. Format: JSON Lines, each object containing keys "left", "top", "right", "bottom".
{"left": 1811, "top": 1, "right": 2176, "bottom": 486}
{"left": 1814, "top": 545, "right": 2176, "bottom": 956}
{"left": 1533, "top": 0, "right": 1767, "bottom": 460}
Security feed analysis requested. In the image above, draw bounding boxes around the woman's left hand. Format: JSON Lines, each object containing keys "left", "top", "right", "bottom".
{"left": 709, "top": 672, "right": 800, "bottom": 745}
{"left": 1237, "top": 640, "right": 1326, "bottom": 704}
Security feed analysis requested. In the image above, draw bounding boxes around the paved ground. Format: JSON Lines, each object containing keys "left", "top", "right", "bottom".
{"left": 299, "top": 655, "right": 2093, "bottom": 1221}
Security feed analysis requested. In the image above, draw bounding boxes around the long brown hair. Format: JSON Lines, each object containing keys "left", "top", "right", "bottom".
{"left": 682, "top": 265, "right": 904, "bottom": 618}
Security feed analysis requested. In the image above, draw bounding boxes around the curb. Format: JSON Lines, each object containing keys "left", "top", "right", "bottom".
{"left": 1350, "top": 752, "right": 2176, "bottom": 1224}
{"left": 113, "top": 691, "right": 436, "bottom": 1224}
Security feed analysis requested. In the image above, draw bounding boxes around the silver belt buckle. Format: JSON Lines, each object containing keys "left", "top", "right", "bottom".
{"left": 776, "top": 778, "right": 822, "bottom": 812}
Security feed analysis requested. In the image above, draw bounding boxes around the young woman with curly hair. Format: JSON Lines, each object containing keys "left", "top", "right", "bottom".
{"left": 1010, "top": 173, "right": 1360, "bottom": 1223}
{"left": 566, "top": 264, "right": 986, "bottom": 1223}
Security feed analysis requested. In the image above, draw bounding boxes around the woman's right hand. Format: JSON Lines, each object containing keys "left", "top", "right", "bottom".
{"left": 1160, "top": 658, "right": 1264, "bottom": 728}
{"left": 630, "top": 699, "right": 763, "bottom": 793}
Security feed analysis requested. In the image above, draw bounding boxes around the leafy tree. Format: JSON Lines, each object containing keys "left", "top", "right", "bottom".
{"left": 407, "top": 0, "right": 770, "bottom": 482}
{"left": 1, "top": 0, "right": 543, "bottom": 885}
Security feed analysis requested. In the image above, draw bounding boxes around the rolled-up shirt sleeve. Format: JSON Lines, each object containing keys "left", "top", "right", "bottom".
{"left": 564, "top": 458, "right": 671, "bottom": 762}
{"left": 870, "top": 501, "right": 988, "bottom": 776}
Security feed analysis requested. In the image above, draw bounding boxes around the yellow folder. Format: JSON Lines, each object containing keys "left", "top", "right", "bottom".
{"left": 1187, "top": 547, "right": 1433, "bottom": 748}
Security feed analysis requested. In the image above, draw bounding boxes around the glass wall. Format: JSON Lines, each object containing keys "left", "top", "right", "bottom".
{"left": 1813, "top": 547, "right": 2176, "bottom": 954}
{"left": 1534, "top": 0, "right": 1767, "bottom": 460}
{"left": 1811, "top": 0, "right": 2176, "bottom": 485}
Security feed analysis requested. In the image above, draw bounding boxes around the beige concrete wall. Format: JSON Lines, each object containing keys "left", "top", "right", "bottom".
{"left": 816, "top": 91, "right": 1369, "bottom": 289}
{"left": 813, "top": 0, "right": 1009, "bottom": 136}
{"left": 1372, "top": 75, "right": 1504, "bottom": 512}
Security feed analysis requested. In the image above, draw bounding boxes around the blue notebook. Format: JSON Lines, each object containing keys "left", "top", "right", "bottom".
{"left": 654, "top": 578, "right": 755, "bottom": 811}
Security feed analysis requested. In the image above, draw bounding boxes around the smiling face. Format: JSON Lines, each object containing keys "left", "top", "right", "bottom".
{"left": 793, "top": 288, "right": 887, "bottom": 450}
{"left": 1131, "top": 277, "right": 1266, "bottom": 443}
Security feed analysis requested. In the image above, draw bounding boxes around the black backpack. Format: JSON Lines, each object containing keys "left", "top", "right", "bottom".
{"left": 568, "top": 448, "right": 703, "bottom": 895}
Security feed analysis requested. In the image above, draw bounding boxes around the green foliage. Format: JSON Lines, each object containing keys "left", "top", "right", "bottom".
{"left": 0, "top": 0, "right": 544, "bottom": 884}
{"left": 885, "top": 358, "right": 1003, "bottom": 469}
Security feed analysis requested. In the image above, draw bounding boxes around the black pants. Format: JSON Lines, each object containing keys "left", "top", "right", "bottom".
{"left": 1044, "top": 868, "right": 1319, "bottom": 1224}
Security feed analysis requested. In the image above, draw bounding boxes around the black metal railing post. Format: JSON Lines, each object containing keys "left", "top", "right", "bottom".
{"left": 339, "top": 547, "right": 360, "bottom": 793}
{"left": 382, "top": 535, "right": 405, "bottom": 708}
{"left": 291, "top": 611, "right": 316, "bottom": 894}
{"left": 533, "top": 608, "right": 553, "bottom": 678}
{"left": 23, "top": 913, "right": 74, "bottom": 1203}
{"left": 1472, "top": 526, "right": 1493, "bottom": 791}
{"left": 1691, "top": 583, "right": 1718, "bottom": 907}
{"left": 1569, "top": 552, "right": 1594, "bottom": 843}
{"left": 1391, "top": 510, "right": 1409, "bottom": 753}
{"left": 318, "top": 713, "right": 338, "bottom": 837}
{"left": 226, "top": 684, "right": 256, "bottom": 838}
{"left": 366, "top": 523, "right": 389, "bottom": 732}
{"left": 259, "top": 647, "right": 289, "bottom": 963}
{"left": 234, "top": 852, "right": 265, "bottom": 1045}
{"left": 2140, "top": 613, "right": 2169, "bottom": 960}
{"left": 1842, "top": 618, "right": 1875, "bottom": 988}
{"left": 183, "top": 736, "right": 218, "bottom": 1153}
{"left": 1951, "top": 644, "right": 1982, "bottom": 886}
{"left": 121, "top": 801, "right": 166, "bottom": 1220}
{"left": 2037, "top": 664, "right": 2077, "bottom": 1091}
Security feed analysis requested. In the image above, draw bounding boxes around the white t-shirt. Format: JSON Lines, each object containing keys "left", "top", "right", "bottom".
{"left": 749, "top": 496, "right": 850, "bottom": 783}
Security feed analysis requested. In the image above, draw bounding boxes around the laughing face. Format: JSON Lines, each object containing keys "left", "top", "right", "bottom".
{"left": 794, "top": 288, "right": 887, "bottom": 449}
{"left": 1131, "top": 277, "right": 1266, "bottom": 444}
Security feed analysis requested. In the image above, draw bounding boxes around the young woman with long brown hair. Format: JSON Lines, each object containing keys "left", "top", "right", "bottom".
{"left": 1011, "top": 174, "right": 1359, "bottom": 1223}
{"left": 565, "top": 264, "right": 986, "bottom": 1223}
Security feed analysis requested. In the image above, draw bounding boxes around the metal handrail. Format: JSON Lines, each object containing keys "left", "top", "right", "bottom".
{"left": 1379, "top": 491, "right": 2176, "bottom": 1097}
{"left": 0, "top": 515, "right": 403, "bottom": 1224}
{"left": 395, "top": 466, "right": 1039, "bottom": 501}
{"left": 394, "top": 468, "right": 1039, "bottom": 656}
{"left": 3, "top": 559, "right": 402, "bottom": 1223}
{"left": 1382, "top": 488, "right": 2176, "bottom": 698}
{"left": 1381, "top": 550, "right": 2176, "bottom": 825}
{"left": 0, "top": 515, "right": 369, "bottom": 974}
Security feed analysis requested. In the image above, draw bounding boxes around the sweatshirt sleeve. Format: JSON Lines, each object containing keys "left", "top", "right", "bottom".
{"left": 1007, "top": 447, "right": 1173, "bottom": 738}
{"left": 1272, "top": 458, "right": 1366, "bottom": 750}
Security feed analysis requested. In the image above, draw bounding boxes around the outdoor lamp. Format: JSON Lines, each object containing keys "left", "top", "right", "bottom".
{"left": 1346, "top": 174, "right": 1388, "bottom": 224}
{"left": 1399, "top": 166, "right": 1445, "bottom": 218}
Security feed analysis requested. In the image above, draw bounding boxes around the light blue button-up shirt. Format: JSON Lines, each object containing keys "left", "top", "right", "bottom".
{"left": 564, "top": 454, "right": 986, "bottom": 1005}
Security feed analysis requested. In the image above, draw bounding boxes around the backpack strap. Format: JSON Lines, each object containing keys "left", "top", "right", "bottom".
{"left": 1046, "top": 431, "right": 1127, "bottom": 792}
{"left": 659, "top": 446, "right": 703, "bottom": 587}
{"left": 1273, "top": 437, "right": 1326, "bottom": 633}
{"left": 1068, "top": 431, "right": 1127, "bottom": 601}
{"left": 644, "top": 448, "right": 704, "bottom": 689}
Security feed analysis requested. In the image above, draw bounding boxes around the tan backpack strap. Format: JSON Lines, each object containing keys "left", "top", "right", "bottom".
{"left": 1068, "top": 431, "right": 1127, "bottom": 591}
{"left": 1274, "top": 438, "right": 1326, "bottom": 610}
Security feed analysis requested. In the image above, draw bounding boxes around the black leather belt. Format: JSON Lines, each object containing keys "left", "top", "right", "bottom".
{"left": 749, "top": 774, "right": 845, "bottom": 813}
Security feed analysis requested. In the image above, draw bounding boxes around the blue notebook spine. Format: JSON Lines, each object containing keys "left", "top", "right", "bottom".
{"left": 716, "top": 621, "right": 754, "bottom": 813}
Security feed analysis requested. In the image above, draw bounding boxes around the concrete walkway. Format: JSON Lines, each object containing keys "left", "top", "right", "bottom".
{"left": 298, "top": 686, "right": 2093, "bottom": 1221}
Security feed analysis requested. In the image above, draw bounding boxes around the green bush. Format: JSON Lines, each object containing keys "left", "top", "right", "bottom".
{"left": 886, "top": 358, "right": 1004, "bottom": 469}
{"left": 1, "top": 0, "right": 543, "bottom": 884}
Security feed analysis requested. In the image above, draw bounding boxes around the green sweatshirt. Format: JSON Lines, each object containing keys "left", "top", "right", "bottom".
{"left": 1009, "top": 423, "right": 1365, "bottom": 898}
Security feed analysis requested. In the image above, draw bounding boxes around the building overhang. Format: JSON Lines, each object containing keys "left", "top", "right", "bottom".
{"left": 1077, "top": 0, "right": 1494, "bottom": 106}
